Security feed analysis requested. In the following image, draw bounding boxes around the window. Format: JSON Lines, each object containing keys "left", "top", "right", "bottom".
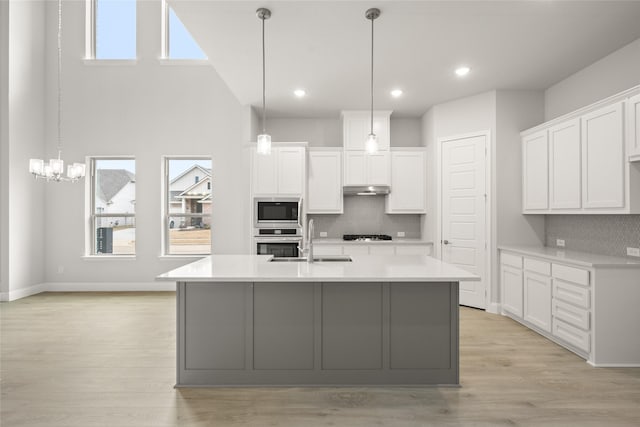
{"left": 87, "top": 0, "right": 136, "bottom": 60}
{"left": 161, "top": 0, "right": 207, "bottom": 60}
{"left": 90, "top": 158, "right": 136, "bottom": 255}
{"left": 164, "top": 158, "right": 212, "bottom": 255}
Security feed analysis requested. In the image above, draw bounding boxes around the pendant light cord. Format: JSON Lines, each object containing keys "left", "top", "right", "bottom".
{"left": 261, "top": 14, "right": 266, "bottom": 134}
{"left": 370, "top": 13, "right": 374, "bottom": 135}
{"left": 57, "top": 0, "right": 62, "bottom": 154}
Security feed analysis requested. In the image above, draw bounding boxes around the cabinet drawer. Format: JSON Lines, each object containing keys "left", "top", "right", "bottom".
{"left": 395, "top": 245, "right": 430, "bottom": 256}
{"left": 501, "top": 253, "right": 522, "bottom": 268}
{"left": 552, "top": 264, "right": 589, "bottom": 286}
{"left": 552, "top": 298, "right": 590, "bottom": 330}
{"left": 369, "top": 245, "right": 395, "bottom": 255}
{"left": 345, "top": 245, "right": 370, "bottom": 255}
{"left": 313, "top": 245, "right": 343, "bottom": 256}
{"left": 553, "top": 279, "right": 590, "bottom": 309}
{"left": 553, "top": 318, "right": 591, "bottom": 353}
{"left": 524, "top": 258, "right": 551, "bottom": 276}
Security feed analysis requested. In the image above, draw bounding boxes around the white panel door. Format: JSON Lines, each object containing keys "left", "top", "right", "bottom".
{"left": 367, "top": 151, "right": 390, "bottom": 186}
{"left": 277, "top": 147, "right": 305, "bottom": 196}
{"left": 344, "top": 152, "right": 367, "bottom": 185}
{"left": 549, "top": 119, "right": 581, "bottom": 209}
{"left": 627, "top": 93, "right": 640, "bottom": 160}
{"left": 441, "top": 134, "right": 486, "bottom": 309}
{"left": 523, "top": 271, "right": 552, "bottom": 332}
{"left": 522, "top": 130, "right": 548, "bottom": 211}
{"left": 501, "top": 265, "right": 523, "bottom": 317}
{"left": 343, "top": 114, "right": 368, "bottom": 151}
{"left": 582, "top": 102, "right": 625, "bottom": 209}
{"left": 308, "top": 151, "right": 343, "bottom": 213}
{"left": 253, "top": 149, "right": 278, "bottom": 195}
{"left": 386, "top": 151, "right": 426, "bottom": 213}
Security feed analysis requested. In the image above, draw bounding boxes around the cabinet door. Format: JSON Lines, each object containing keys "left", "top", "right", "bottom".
{"left": 386, "top": 151, "right": 426, "bottom": 213}
{"left": 582, "top": 102, "right": 625, "bottom": 209}
{"left": 308, "top": 151, "right": 343, "bottom": 213}
{"left": 369, "top": 245, "right": 395, "bottom": 255}
{"left": 627, "top": 93, "right": 640, "bottom": 160}
{"left": 501, "top": 265, "right": 523, "bottom": 318}
{"left": 549, "top": 119, "right": 581, "bottom": 209}
{"left": 277, "top": 147, "right": 305, "bottom": 196}
{"left": 313, "top": 245, "right": 343, "bottom": 256}
{"left": 523, "top": 271, "right": 552, "bottom": 332}
{"left": 343, "top": 114, "right": 369, "bottom": 151}
{"left": 344, "top": 245, "right": 369, "bottom": 255}
{"left": 522, "top": 130, "right": 549, "bottom": 211}
{"left": 367, "top": 151, "right": 390, "bottom": 185}
{"left": 344, "top": 151, "right": 367, "bottom": 185}
{"left": 372, "top": 114, "right": 391, "bottom": 151}
{"left": 395, "top": 245, "right": 431, "bottom": 256}
{"left": 253, "top": 149, "right": 278, "bottom": 195}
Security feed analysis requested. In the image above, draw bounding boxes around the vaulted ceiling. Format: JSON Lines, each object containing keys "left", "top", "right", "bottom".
{"left": 171, "top": 1, "right": 640, "bottom": 117}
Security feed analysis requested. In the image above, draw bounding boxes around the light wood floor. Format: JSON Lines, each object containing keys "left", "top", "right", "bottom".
{"left": 1, "top": 292, "right": 639, "bottom": 427}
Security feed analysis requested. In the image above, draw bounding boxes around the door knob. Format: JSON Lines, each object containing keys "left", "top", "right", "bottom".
{"left": 443, "top": 240, "right": 450, "bottom": 245}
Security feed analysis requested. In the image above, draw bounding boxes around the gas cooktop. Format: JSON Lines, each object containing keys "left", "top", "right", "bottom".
{"left": 343, "top": 234, "right": 392, "bottom": 241}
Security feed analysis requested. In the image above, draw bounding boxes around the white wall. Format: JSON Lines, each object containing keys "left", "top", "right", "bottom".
{"left": 545, "top": 37, "right": 640, "bottom": 120}
{"left": 0, "top": 0, "right": 47, "bottom": 300}
{"left": 0, "top": 0, "right": 10, "bottom": 298}
{"left": 41, "top": 0, "right": 247, "bottom": 286}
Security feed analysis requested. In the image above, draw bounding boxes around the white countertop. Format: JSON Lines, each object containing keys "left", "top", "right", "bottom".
{"left": 499, "top": 245, "right": 640, "bottom": 268}
{"left": 314, "top": 238, "right": 433, "bottom": 245}
{"left": 156, "top": 254, "right": 479, "bottom": 282}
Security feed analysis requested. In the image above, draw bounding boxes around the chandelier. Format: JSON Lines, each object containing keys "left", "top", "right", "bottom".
{"left": 29, "top": 0, "right": 85, "bottom": 182}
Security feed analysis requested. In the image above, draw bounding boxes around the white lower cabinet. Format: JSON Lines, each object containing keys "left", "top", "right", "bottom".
{"left": 523, "top": 270, "right": 552, "bottom": 333}
{"left": 500, "top": 248, "right": 640, "bottom": 366}
{"left": 314, "top": 243, "right": 433, "bottom": 257}
{"left": 312, "top": 245, "right": 343, "bottom": 256}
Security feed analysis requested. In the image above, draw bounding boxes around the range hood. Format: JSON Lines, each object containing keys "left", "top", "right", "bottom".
{"left": 343, "top": 185, "right": 390, "bottom": 196}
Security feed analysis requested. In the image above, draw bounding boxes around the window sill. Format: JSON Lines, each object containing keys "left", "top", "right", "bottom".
{"left": 83, "top": 59, "right": 138, "bottom": 66}
{"left": 158, "top": 255, "right": 208, "bottom": 260}
{"left": 82, "top": 255, "right": 137, "bottom": 261}
{"left": 157, "top": 58, "right": 210, "bottom": 66}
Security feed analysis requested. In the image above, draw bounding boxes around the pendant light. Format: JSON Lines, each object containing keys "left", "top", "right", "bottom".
{"left": 29, "top": 0, "right": 86, "bottom": 182}
{"left": 365, "top": 8, "right": 380, "bottom": 154}
{"left": 256, "top": 7, "right": 272, "bottom": 155}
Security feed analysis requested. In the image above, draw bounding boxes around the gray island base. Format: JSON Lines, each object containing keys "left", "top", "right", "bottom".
{"left": 158, "top": 255, "right": 479, "bottom": 387}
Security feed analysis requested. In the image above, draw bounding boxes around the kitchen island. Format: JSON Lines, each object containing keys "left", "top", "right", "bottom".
{"left": 157, "top": 254, "right": 479, "bottom": 387}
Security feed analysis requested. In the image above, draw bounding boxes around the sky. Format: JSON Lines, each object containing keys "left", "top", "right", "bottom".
{"left": 95, "top": 0, "right": 206, "bottom": 60}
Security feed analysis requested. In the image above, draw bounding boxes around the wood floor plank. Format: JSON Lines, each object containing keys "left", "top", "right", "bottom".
{"left": 2, "top": 292, "right": 639, "bottom": 426}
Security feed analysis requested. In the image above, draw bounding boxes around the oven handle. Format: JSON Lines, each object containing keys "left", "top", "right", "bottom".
{"left": 254, "top": 237, "right": 303, "bottom": 243}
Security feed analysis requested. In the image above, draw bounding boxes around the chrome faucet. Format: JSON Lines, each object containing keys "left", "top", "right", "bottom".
{"left": 298, "top": 219, "right": 315, "bottom": 263}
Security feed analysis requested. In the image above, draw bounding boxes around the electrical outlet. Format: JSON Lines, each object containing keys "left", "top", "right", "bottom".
{"left": 627, "top": 247, "right": 640, "bottom": 257}
{"left": 57, "top": 265, "right": 64, "bottom": 274}
{"left": 556, "top": 239, "right": 565, "bottom": 247}
{"left": 397, "top": 231, "right": 406, "bottom": 237}
{"left": 319, "top": 231, "right": 328, "bottom": 238}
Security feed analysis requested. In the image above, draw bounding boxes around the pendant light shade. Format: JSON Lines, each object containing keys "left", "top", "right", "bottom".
{"left": 365, "top": 8, "right": 380, "bottom": 154}
{"left": 28, "top": 0, "right": 85, "bottom": 182}
{"left": 256, "top": 7, "right": 272, "bottom": 155}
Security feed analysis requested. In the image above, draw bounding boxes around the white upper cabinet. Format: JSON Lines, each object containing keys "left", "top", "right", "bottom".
{"left": 522, "top": 130, "right": 549, "bottom": 211}
{"left": 386, "top": 150, "right": 427, "bottom": 214}
{"left": 581, "top": 102, "right": 625, "bottom": 209}
{"left": 549, "top": 118, "right": 581, "bottom": 209}
{"left": 627, "top": 93, "right": 640, "bottom": 162}
{"left": 307, "top": 150, "right": 343, "bottom": 214}
{"left": 344, "top": 151, "right": 390, "bottom": 186}
{"left": 252, "top": 145, "right": 306, "bottom": 196}
{"left": 521, "top": 86, "right": 640, "bottom": 214}
{"left": 342, "top": 111, "right": 391, "bottom": 151}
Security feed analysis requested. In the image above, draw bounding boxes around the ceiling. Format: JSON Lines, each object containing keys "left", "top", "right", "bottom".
{"left": 170, "top": 1, "right": 640, "bottom": 118}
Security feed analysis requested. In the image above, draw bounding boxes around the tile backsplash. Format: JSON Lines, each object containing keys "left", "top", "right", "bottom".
{"left": 308, "top": 195, "right": 422, "bottom": 239}
{"left": 545, "top": 215, "right": 640, "bottom": 257}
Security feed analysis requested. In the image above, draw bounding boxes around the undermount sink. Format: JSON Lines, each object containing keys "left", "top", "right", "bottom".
{"left": 269, "top": 256, "right": 353, "bottom": 263}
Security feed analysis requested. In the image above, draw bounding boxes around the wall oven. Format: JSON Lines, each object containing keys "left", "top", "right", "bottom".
{"left": 255, "top": 236, "right": 302, "bottom": 258}
{"left": 255, "top": 197, "right": 301, "bottom": 228}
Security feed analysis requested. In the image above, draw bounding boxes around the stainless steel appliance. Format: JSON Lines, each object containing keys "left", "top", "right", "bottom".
{"left": 255, "top": 235, "right": 302, "bottom": 258}
{"left": 343, "top": 234, "right": 392, "bottom": 241}
{"left": 255, "top": 197, "right": 301, "bottom": 228}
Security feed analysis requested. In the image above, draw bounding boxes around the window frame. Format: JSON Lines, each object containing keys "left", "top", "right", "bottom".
{"left": 85, "top": 0, "right": 137, "bottom": 61}
{"left": 160, "top": 0, "right": 208, "bottom": 62}
{"left": 88, "top": 156, "right": 137, "bottom": 256}
{"left": 162, "top": 156, "right": 212, "bottom": 256}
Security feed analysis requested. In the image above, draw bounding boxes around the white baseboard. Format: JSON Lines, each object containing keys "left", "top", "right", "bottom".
{"left": 587, "top": 361, "right": 640, "bottom": 368}
{"left": 0, "top": 283, "right": 48, "bottom": 302}
{"left": 46, "top": 281, "right": 176, "bottom": 292}
{"left": 486, "top": 302, "right": 500, "bottom": 314}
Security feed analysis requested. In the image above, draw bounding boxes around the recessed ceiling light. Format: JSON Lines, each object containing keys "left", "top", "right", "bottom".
{"left": 391, "top": 89, "right": 403, "bottom": 98}
{"left": 294, "top": 89, "right": 306, "bottom": 97}
{"left": 455, "top": 66, "right": 471, "bottom": 77}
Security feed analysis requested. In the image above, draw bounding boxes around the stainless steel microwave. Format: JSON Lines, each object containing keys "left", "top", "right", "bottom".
{"left": 255, "top": 197, "right": 301, "bottom": 227}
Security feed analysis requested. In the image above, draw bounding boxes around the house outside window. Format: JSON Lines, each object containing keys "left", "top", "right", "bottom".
{"left": 90, "top": 158, "right": 136, "bottom": 255}
{"left": 164, "top": 157, "right": 212, "bottom": 255}
{"left": 87, "top": 0, "right": 137, "bottom": 60}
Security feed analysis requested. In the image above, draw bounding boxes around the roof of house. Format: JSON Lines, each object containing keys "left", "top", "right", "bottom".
{"left": 177, "top": 176, "right": 211, "bottom": 198}
{"left": 170, "top": 164, "right": 211, "bottom": 186}
{"left": 97, "top": 169, "right": 135, "bottom": 203}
